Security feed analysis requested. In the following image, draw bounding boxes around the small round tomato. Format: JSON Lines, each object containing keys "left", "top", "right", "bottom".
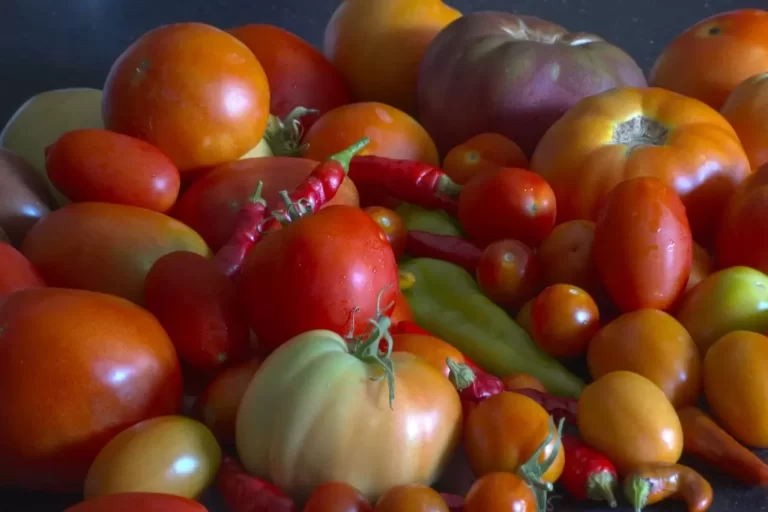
{"left": 464, "top": 472, "right": 536, "bottom": 512}
{"left": 459, "top": 167, "right": 556, "bottom": 248}
{"left": 390, "top": 333, "right": 465, "bottom": 379}
{"left": 0, "top": 242, "right": 45, "bottom": 300}
{"left": 65, "top": 493, "right": 207, "bottom": 512}
{"left": 530, "top": 285, "right": 600, "bottom": 358}
{"left": 305, "top": 482, "right": 373, "bottom": 512}
{"left": 476, "top": 239, "right": 539, "bottom": 310}
{"left": 103, "top": 23, "right": 270, "bottom": 171}
{"left": 390, "top": 291, "right": 414, "bottom": 325}
{"left": 464, "top": 391, "right": 564, "bottom": 483}
{"left": 721, "top": 72, "right": 768, "bottom": 170}
{"left": 514, "top": 300, "right": 534, "bottom": 336}
{"left": 364, "top": 206, "right": 407, "bottom": 258}
{"left": 587, "top": 309, "right": 701, "bottom": 409}
{"left": 501, "top": 374, "right": 547, "bottom": 393}
{"left": 704, "top": 331, "right": 768, "bottom": 447}
{"left": 686, "top": 242, "right": 714, "bottom": 294}
{"left": 577, "top": 371, "right": 683, "bottom": 473}
{"left": 442, "top": 133, "right": 529, "bottom": 186}
{"left": 374, "top": 484, "right": 448, "bottom": 512}
{"left": 537, "top": 220, "right": 599, "bottom": 294}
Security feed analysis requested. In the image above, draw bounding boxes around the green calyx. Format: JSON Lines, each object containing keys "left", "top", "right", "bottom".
{"left": 263, "top": 107, "right": 319, "bottom": 157}
{"left": 588, "top": 470, "right": 618, "bottom": 508}
{"left": 517, "top": 416, "right": 566, "bottom": 512}
{"left": 446, "top": 357, "right": 475, "bottom": 392}
{"left": 329, "top": 137, "right": 370, "bottom": 173}
{"left": 624, "top": 475, "right": 651, "bottom": 512}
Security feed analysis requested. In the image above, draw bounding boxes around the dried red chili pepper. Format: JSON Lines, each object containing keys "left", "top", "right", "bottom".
{"left": 560, "top": 434, "right": 619, "bottom": 507}
{"left": 214, "top": 181, "right": 268, "bottom": 278}
{"left": 404, "top": 231, "right": 482, "bottom": 275}
{"left": 216, "top": 457, "right": 296, "bottom": 512}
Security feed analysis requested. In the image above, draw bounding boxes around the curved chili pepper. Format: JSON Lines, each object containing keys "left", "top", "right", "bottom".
{"left": 623, "top": 463, "right": 713, "bottom": 512}
{"left": 560, "top": 434, "right": 618, "bottom": 507}
{"left": 447, "top": 357, "right": 505, "bottom": 419}
{"left": 217, "top": 457, "right": 296, "bottom": 512}
{"left": 405, "top": 231, "right": 482, "bottom": 274}
{"left": 214, "top": 181, "right": 268, "bottom": 278}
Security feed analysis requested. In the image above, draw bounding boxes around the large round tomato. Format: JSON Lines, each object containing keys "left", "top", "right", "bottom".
{"left": 0, "top": 288, "right": 182, "bottom": 492}
{"left": 238, "top": 205, "right": 398, "bottom": 351}
{"left": 721, "top": 72, "right": 768, "bottom": 170}
{"left": 593, "top": 177, "right": 693, "bottom": 312}
{"left": 0, "top": 243, "right": 45, "bottom": 300}
{"left": 530, "top": 87, "right": 750, "bottom": 240}
{"left": 65, "top": 493, "right": 207, "bottom": 512}
{"left": 103, "top": 23, "right": 270, "bottom": 171}
{"left": 21, "top": 202, "right": 210, "bottom": 304}
{"left": 650, "top": 9, "right": 768, "bottom": 110}
{"left": 172, "top": 157, "right": 359, "bottom": 251}
{"left": 235, "top": 329, "right": 462, "bottom": 501}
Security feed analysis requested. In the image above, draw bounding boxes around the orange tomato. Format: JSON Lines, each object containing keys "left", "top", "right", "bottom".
{"left": 103, "top": 23, "right": 270, "bottom": 171}
{"left": 514, "top": 300, "right": 534, "bottom": 336}
{"left": 650, "top": 9, "right": 768, "bottom": 110}
{"left": 390, "top": 292, "right": 414, "bottom": 325}
{"left": 587, "top": 309, "right": 702, "bottom": 409}
{"left": 686, "top": 242, "right": 714, "bottom": 294}
{"left": 0, "top": 243, "right": 45, "bottom": 300}
{"left": 442, "top": 133, "right": 529, "bottom": 185}
{"left": 530, "top": 87, "right": 751, "bottom": 241}
{"left": 374, "top": 484, "right": 448, "bottom": 512}
{"left": 704, "top": 331, "right": 768, "bottom": 447}
{"left": 303, "top": 102, "right": 438, "bottom": 165}
{"left": 464, "top": 391, "right": 565, "bottom": 483}
{"left": 537, "top": 220, "right": 599, "bottom": 294}
{"left": 391, "top": 333, "right": 465, "bottom": 379}
{"left": 577, "top": 371, "right": 683, "bottom": 473}
{"left": 501, "top": 374, "right": 547, "bottom": 393}
{"left": 531, "top": 285, "right": 600, "bottom": 359}
{"left": 721, "top": 72, "right": 768, "bottom": 170}
{"left": 364, "top": 206, "right": 407, "bottom": 259}
{"left": 464, "top": 472, "right": 537, "bottom": 512}
{"left": 324, "top": 0, "right": 461, "bottom": 114}
{"left": 305, "top": 482, "right": 373, "bottom": 512}
{"left": 476, "top": 239, "right": 539, "bottom": 310}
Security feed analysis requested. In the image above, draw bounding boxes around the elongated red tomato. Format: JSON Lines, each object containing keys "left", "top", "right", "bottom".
{"left": 0, "top": 243, "right": 45, "bottom": 300}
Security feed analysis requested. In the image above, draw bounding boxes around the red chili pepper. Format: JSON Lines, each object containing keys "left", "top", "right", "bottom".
{"left": 348, "top": 156, "right": 462, "bottom": 214}
{"left": 214, "top": 181, "right": 268, "bottom": 278}
{"left": 560, "top": 434, "right": 619, "bottom": 508}
{"left": 216, "top": 457, "right": 296, "bottom": 512}
{"left": 447, "top": 358, "right": 505, "bottom": 418}
{"left": 405, "top": 231, "right": 482, "bottom": 275}
{"left": 511, "top": 387, "right": 578, "bottom": 427}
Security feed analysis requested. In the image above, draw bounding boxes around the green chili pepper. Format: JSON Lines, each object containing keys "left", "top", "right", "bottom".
{"left": 395, "top": 203, "right": 464, "bottom": 237}
{"left": 400, "top": 257, "right": 585, "bottom": 398}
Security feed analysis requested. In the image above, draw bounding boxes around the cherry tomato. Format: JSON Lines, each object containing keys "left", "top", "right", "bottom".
{"left": 304, "top": 482, "right": 373, "bottom": 512}
{"left": 515, "top": 300, "right": 534, "bottom": 335}
{"left": 458, "top": 167, "right": 556, "bottom": 248}
{"left": 65, "top": 493, "right": 207, "bottom": 512}
{"left": 464, "top": 472, "right": 537, "bottom": 512}
{"left": 502, "top": 374, "right": 547, "bottom": 393}
{"left": 390, "top": 291, "right": 414, "bottom": 324}
{"left": 686, "top": 242, "right": 714, "bottom": 294}
{"left": 530, "top": 284, "right": 600, "bottom": 358}
{"left": 476, "top": 239, "right": 539, "bottom": 310}
{"left": 390, "top": 333, "right": 465, "bottom": 379}
{"left": 442, "top": 133, "right": 529, "bottom": 186}
{"left": 374, "top": 484, "right": 448, "bottom": 512}
{"left": 537, "top": 220, "right": 599, "bottom": 294}
{"left": 364, "top": 206, "right": 407, "bottom": 259}
{"left": 0, "top": 242, "right": 45, "bottom": 300}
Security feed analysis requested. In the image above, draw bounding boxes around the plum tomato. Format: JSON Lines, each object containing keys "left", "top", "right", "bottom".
{"left": 476, "top": 239, "right": 539, "bottom": 310}
{"left": 530, "top": 284, "right": 600, "bottom": 359}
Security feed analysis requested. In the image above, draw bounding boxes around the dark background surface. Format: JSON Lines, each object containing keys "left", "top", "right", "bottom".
{"left": 2, "top": 0, "right": 768, "bottom": 511}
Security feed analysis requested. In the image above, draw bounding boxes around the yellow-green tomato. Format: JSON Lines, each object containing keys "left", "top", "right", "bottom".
{"left": 235, "top": 329, "right": 462, "bottom": 502}
{"left": 675, "top": 266, "right": 768, "bottom": 354}
{"left": 84, "top": 416, "right": 221, "bottom": 500}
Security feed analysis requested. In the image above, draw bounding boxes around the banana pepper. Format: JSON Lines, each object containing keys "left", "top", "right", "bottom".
{"left": 400, "top": 257, "right": 585, "bottom": 398}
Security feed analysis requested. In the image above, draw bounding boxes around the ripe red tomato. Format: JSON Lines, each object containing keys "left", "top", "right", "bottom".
{"left": 537, "top": 220, "right": 599, "bottom": 294}
{"left": 238, "top": 205, "right": 398, "bottom": 352}
{"left": 374, "top": 484, "right": 448, "bottom": 512}
{"left": 0, "top": 288, "right": 182, "bottom": 492}
{"left": 594, "top": 177, "right": 693, "bottom": 312}
{"left": 304, "top": 482, "right": 373, "bottom": 512}
{"left": 464, "top": 472, "right": 536, "bottom": 512}
{"left": 530, "top": 284, "right": 601, "bottom": 358}
{"left": 458, "top": 167, "right": 556, "bottom": 248}
{"left": 364, "top": 206, "right": 407, "bottom": 259}
{"left": 0, "top": 242, "right": 44, "bottom": 300}
{"left": 45, "top": 129, "right": 180, "bottom": 212}
{"left": 103, "top": 23, "right": 270, "bottom": 171}
{"left": 442, "top": 133, "right": 529, "bottom": 186}
{"left": 476, "top": 239, "right": 539, "bottom": 310}
{"left": 65, "top": 493, "right": 207, "bottom": 512}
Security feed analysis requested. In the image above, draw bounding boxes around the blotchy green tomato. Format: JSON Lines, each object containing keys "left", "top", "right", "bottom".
{"left": 395, "top": 203, "right": 464, "bottom": 237}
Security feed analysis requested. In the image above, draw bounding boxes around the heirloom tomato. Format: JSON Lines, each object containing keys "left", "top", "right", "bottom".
{"left": 442, "top": 133, "right": 528, "bottom": 186}
{"left": 374, "top": 484, "right": 449, "bottom": 512}
{"left": 65, "top": 493, "right": 207, "bottom": 512}
{"left": 721, "top": 72, "right": 768, "bottom": 170}
{"left": 305, "top": 482, "right": 372, "bottom": 512}
{"left": 0, "top": 243, "right": 45, "bottom": 300}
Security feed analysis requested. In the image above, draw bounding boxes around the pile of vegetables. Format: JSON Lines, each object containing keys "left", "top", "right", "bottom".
{"left": 2, "top": 2, "right": 768, "bottom": 511}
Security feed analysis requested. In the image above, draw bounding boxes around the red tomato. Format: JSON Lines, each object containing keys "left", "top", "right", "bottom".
{"left": 304, "top": 482, "right": 373, "bottom": 512}
{"left": 65, "top": 493, "right": 207, "bottom": 512}
{"left": 594, "top": 177, "right": 693, "bottom": 312}
{"left": 364, "top": 206, "right": 407, "bottom": 258}
{"left": 458, "top": 167, "right": 556, "bottom": 248}
{"left": 537, "top": 220, "right": 599, "bottom": 294}
{"left": 464, "top": 472, "right": 536, "bottom": 512}
{"left": 0, "top": 288, "right": 182, "bottom": 492}
{"left": 228, "top": 24, "right": 350, "bottom": 132}
{"left": 103, "top": 23, "right": 270, "bottom": 171}
{"left": 390, "top": 333, "right": 466, "bottom": 379}
{"left": 238, "top": 205, "right": 398, "bottom": 352}
{"left": 144, "top": 251, "right": 251, "bottom": 373}
{"left": 531, "top": 284, "right": 601, "bottom": 358}
{"left": 442, "top": 133, "right": 529, "bottom": 186}
{"left": 374, "top": 484, "right": 448, "bottom": 512}
{"left": 45, "top": 129, "right": 180, "bottom": 212}
{"left": 476, "top": 239, "right": 539, "bottom": 310}
{"left": 0, "top": 243, "right": 44, "bottom": 300}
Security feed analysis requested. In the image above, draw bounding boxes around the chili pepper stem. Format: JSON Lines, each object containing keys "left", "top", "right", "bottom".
{"left": 436, "top": 174, "right": 463, "bottom": 199}
{"left": 588, "top": 471, "right": 618, "bottom": 508}
{"left": 446, "top": 357, "right": 475, "bottom": 392}
{"left": 263, "top": 107, "right": 319, "bottom": 157}
{"left": 249, "top": 180, "right": 266, "bottom": 205}
{"left": 330, "top": 137, "right": 370, "bottom": 172}
{"left": 624, "top": 476, "right": 651, "bottom": 512}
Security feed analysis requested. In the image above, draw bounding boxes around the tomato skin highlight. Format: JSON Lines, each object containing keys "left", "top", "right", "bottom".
{"left": 530, "top": 284, "right": 600, "bottom": 359}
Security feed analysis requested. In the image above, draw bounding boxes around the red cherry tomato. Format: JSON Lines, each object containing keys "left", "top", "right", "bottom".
{"left": 531, "top": 284, "right": 601, "bottom": 358}
{"left": 304, "top": 481, "right": 373, "bottom": 512}
{"left": 364, "top": 206, "right": 407, "bottom": 259}
{"left": 476, "top": 239, "right": 539, "bottom": 309}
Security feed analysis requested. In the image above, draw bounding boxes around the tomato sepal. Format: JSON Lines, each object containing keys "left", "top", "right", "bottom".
{"left": 517, "top": 416, "right": 566, "bottom": 512}
{"left": 264, "top": 106, "right": 319, "bottom": 157}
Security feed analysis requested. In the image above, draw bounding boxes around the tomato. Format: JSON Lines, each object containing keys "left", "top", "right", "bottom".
{"left": 587, "top": 309, "right": 701, "bottom": 409}
{"left": 530, "top": 87, "right": 751, "bottom": 241}
{"left": 45, "top": 129, "right": 180, "bottom": 212}
{"left": 537, "top": 220, "right": 599, "bottom": 294}
{"left": 324, "top": 0, "right": 461, "bottom": 114}
{"left": 577, "top": 371, "right": 683, "bottom": 473}
{"left": 0, "top": 288, "right": 182, "bottom": 492}
{"left": 476, "top": 239, "right": 539, "bottom": 310}
{"left": 364, "top": 206, "right": 407, "bottom": 259}
{"left": 458, "top": 167, "right": 556, "bottom": 248}
{"left": 0, "top": 242, "right": 44, "bottom": 300}
{"left": 172, "top": 157, "right": 358, "bottom": 251}
{"left": 374, "top": 484, "right": 448, "bottom": 512}
{"left": 238, "top": 205, "right": 398, "bottom": 352}
{"left": 464, "top": 472, "right": 536, "bottom": 512}
{"left": 65, "top": 493, "right": 207, "bottom": 512}
{"left": 235, "top": 330, "right": 462, "bottom": 501}
{"left": 501, "top": 374, "right": 547, "bottom": 393}
{"left": 464, "top": 391, "right": 564, "bottom": 483}
{"left": 514, "top": 300, "right": 534, "bottom": 336}
{"left": 103, "top": 23, "right": 270, "bottom": 171}
{"left": 650, "top": 9, "right": 768, "bottom": 110}
{"left": 686, "top": 242, "right": 714, "bottom": 294}
{"left": 704, "top": 331, "right": 768, "bottom": 447}
{"left": 721, "top": 72, "right": 768, "bottom": 170}
{"left": 530, "top": 285, "right": 600, "bottom": 359}
{"left": 390, "top": 291, "right": 414, "bottom": 324}
{"left": 302, "top": 102, "right": 439, "bottom": 166}
{"left": 442, "top": 133, "right": 529, "bottom": 186}
{"left": 675, "top": 266, "right": 768, "bottom": 354}
{"left": 21, "top": 202, "right": 210, "bottom": 304}
{"left": 305, "top": 482, "right": 373, "bottom": 512}
{"left": 593, "top": 177, "right": 693, "bottom": 312}
{"left": 144, "top": 251, "right": 251, "bottom": 373}
{"left": 390, "top": 333, "right": 465, "bottom": 379}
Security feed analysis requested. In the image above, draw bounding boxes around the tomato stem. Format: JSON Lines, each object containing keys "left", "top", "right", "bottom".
{"left": 624, "top": 476, "right": 651, "bottom": 512}
{"left": 446, "top": 357, "right": 475, "bottom": 391}
{"left": 517, "top": 416, "right": 565, "bottom": 512}
{"left": 263, "top": 106, "right": 319, "bottom": 157}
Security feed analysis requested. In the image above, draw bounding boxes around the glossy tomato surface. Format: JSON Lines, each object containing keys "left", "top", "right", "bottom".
{"left": 0, "top": 242, "right": 45, "bottom": 300}
{"left": 536, "top": 220, "right": 599, "bottom": 294}
{"left": 364, "top": 206, "right": 407, "bottom": 259}
{"left": 374, "top": 484, "right": 449, "bottom": 512}
{"left": 442, "top": 133, "right": 528, "bottom": 186}
{"left": 721, "top": 72, "right": 768, "bottom": 170}
{"left": 391, "top": 333, "right": 465, "bottom": 379}
{"left": 65, "top": 493, "right": 208, "bottom": 512}
{"left": 531, "top": 284, "right": 600, "bottom": 358}
{"left": 464, "top": 472, "right": 536, "bottom": 512}
{"left": 305, "top": 481, "right": 373, "bottom": 512}
{"left": 475, "top": 239, "right": 539, "bottom": 310}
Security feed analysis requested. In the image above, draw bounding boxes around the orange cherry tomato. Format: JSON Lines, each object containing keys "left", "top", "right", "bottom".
{"left": 501, "top": 374, "right": 547, "bottom": 393}
{"left": 686, "top": 242, "right": 714, "bottom": 294}
{"left": 305, "top": 481, "right": 373, "bottom": 512}
{"left": 442, "top": 133, "right": 529, "bottom": 186}
{"left": 515, "top": 300, "right": 534, "bottom": 336}
{"left": 530, "top": 284, "right": 600, "bottom": 358}
{"left": 374, "top": 484, "right": 448, "bottom": 512}
{"left": 537, "top": 220, "right": 599, "bottom": 294}
{"left": 721, "top": 72, "right": 768, "bottom": 170}
{"left": 364, "top": 206, "right": 407, "bottom": 259}
{"left": 391, "top": 333, "right": 465, "bottom": 379}
{"left": 476, "top": 239, "right": 539, "bottom": 310}
{"left": 464, "top": 472, "right": 537, "bottom": 512}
